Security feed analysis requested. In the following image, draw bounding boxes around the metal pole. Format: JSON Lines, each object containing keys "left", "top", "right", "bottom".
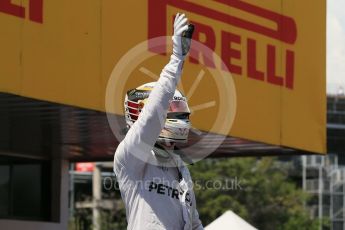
{"left": 69, "top": 163, "right": 75, "bottom": 219}
{"left": 302, "top": 156, "right": 306, "bottom": 209}
{"left": 93, "top": 163, "right": 101, "bottom": 230}
{"left": 319, "top": 159, "right": 323, "bottom": 230}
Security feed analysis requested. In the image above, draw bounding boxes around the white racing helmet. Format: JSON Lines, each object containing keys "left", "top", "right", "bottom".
{"left": 124, "top": 82, "right": 191, "bottom": 143}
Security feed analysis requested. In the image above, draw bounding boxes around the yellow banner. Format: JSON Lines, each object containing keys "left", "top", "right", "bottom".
{"left": 0, "top": 0, "right": 326, "bottom": 153}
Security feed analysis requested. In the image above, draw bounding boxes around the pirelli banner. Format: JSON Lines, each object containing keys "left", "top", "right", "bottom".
{"left": 0, "top": 0, "right": 326, "bottom": 153}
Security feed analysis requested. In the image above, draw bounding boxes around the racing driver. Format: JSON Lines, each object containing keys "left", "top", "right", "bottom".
{"left": 114, "top": 13, "right": 204, "bottom": 230}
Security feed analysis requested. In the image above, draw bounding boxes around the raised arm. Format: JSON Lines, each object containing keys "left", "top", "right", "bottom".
{"left": 114, "top": 13, "right": 191, "bottom": 174}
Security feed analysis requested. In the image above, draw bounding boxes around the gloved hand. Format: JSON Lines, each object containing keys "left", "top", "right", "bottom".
{"left": 172, "top": 13, "right": 192, "bottom": 60}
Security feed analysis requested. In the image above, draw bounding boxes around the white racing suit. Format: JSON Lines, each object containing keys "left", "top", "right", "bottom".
{"left": 113, "top": 54, "right": 204, "bottom": 230}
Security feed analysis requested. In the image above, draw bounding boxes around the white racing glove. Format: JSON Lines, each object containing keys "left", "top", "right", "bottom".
{"left": 172, "top": 13, "right": 193, "bottom": 60}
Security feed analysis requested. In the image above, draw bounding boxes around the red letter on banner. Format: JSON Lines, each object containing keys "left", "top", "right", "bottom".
{"left": 221, "top": 31, "right": 242, "bottom": 75}
{"left": 285, "top": 50, "right": 295, "bottom": 89}
{"left": 0, "top": 0, "right": 43, "bottom": 23}
{"left": 267, "top": 45, "right": 284, "bottom": 86}
{"left": 29, "top": 0, "right": 43, "bottom": 23}
{"left": 0, "top": 0, "right": 25, "bottom": 19}
{"left": 247, "top": 38, "right": 264, "bottom": 81}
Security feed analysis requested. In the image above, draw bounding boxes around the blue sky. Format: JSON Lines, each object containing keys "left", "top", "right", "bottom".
{"left": 327, "top": 0, "right": 345, "bottom": 94}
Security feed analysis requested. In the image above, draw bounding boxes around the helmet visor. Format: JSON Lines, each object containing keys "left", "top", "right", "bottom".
{"left": 168, "top": 100, "right": 190, "bottom": 113}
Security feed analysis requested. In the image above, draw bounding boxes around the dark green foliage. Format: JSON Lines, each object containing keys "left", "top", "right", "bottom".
{"left": 189, "top": 157, "right": 325, "bottom": 230}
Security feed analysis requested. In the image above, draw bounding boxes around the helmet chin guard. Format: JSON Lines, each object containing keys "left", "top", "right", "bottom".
{"left": 158, "top": 118, "right": 191, "bottom": 143}
{"left": 124, "top": 82, "right": 191, "bottom": 143}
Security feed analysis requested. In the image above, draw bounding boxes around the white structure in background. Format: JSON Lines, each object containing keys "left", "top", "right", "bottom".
{"left": 205, "top": 210, "right": 257, "bottom": 230}
{"left": 302, "top": 154, "right": 345, "bottom": 230}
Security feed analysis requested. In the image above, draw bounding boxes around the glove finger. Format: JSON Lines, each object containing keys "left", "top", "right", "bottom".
{"left": 175, "top": 13, "right": 185, "bottom": 24}
{"left": 174, "top": 13, "right": 183, "bottom": 27}
{"left": 174, "top": 14, "right": 180, "bottom": 28}
{"left": 176, "top": 24, "right": 189, "bottom": 35}
{"left": 176, "top": 20, "right": 188, "bottom": 35}
{"left": 175, "top": 18, "right": 188, "bottom": 34}
{"left": 176, "top": 17, "right": 188, "bottom": 28}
